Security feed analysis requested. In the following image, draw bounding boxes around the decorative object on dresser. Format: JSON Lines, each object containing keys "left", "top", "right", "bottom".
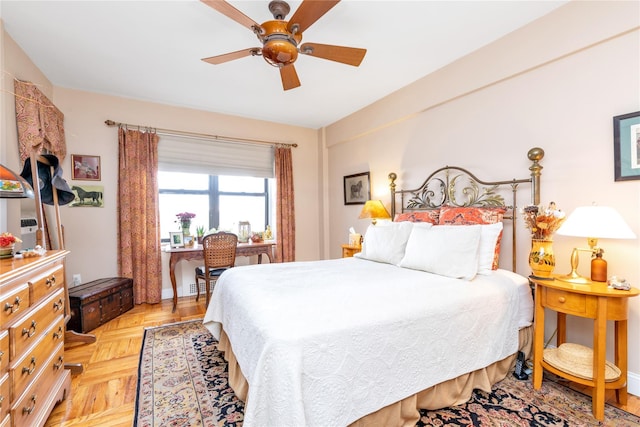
{"left": 0, "top": 250, "right": 71, "bottom": 427}
{"left": 67, "top": 278, "right": 134, "bottom": 334}
{"left": 531, "top": 275, "right": 639, "bottom": 421}
{"left": 555, "top": 205, "right": 636, "bottom": 283}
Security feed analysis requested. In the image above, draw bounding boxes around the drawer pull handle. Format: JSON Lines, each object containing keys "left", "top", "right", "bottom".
{"left": 0, "top": 395, "right": 3, "bottom": 404}
{"left": 53, "top": 298, "right": 64, "bottom": 311}
{"left": 53, "top": 355, "right": 64, "bottom": 370}
{"left": 558, "top": 297, "right": 566, "bottom": 303}
{"left": 4, "top": 296, "right": 21, "bottom": 313}
{"left": 53, "top": 326, "right": 64, "bottom": 339}
{"left": 22, "top": 320, "right": 37, "bottom": 337}
{"left": 22, "top": 395, "right": 37, "bottom": 415}
{"left": 0, "top": 350, "right": 3, "bottom": 362}
{"left": 46, "top": 275, "right": 57, "bottom": 287}
{"left": 22, "top": 356, "right": 37, "bottom": 375}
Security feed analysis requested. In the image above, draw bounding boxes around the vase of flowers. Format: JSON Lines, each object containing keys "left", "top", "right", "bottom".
{"left": 0, "top": 232, "right": 22, "bottom": 259}
{"left": 176, "top": 212, "right": 196, "bottom": 236}
{"left": 522, "top": 202, "right": 565, "bottom": 278}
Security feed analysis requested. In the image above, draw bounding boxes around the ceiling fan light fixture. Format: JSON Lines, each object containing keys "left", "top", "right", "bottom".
{"left": 263, "top": 38, "right": 298, "bottom": 66}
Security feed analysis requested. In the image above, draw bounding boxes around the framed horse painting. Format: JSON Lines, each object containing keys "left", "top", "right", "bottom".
{"left": 71, "top": 154, "right": 101, "bottom": 180}
{"left": 69, "top": 185, "right": 104, "bottom": 207}
{"left": 343, "top": 172, "right": 370, "bottom": 205}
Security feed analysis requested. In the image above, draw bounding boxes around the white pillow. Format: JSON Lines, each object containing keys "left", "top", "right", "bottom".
{"left": 400, "top": 225, "right": 482, "bottom": 280}
{"left": 477, "top": 222, "right": 503, "bottom": 275}
{"left": 356, "top": 221, "right": 415, "bottom": 265}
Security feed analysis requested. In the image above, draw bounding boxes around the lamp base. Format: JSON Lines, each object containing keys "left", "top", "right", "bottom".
{"left": 556, "top": 271, "right": 591, "bottom": 284}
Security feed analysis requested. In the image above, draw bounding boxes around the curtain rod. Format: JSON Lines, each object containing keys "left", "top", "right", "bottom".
{"left": 104, "top": 119, "right": 298, "bottom": 148}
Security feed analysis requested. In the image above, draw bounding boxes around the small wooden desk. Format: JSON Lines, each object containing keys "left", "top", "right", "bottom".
{"left": 167, "top": 241, "right": 275, "bottom": 311}
{"left": 531, "top": 275, "right": 639, "bottom": 421}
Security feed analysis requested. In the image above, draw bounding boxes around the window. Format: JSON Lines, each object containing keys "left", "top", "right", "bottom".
{"left": 159, "top": 171, "right": 272, "bottom": 241}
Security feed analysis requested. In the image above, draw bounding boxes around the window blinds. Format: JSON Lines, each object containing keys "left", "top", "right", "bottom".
{"left": 157, "top": 133, "right": 275, "bottom": 178}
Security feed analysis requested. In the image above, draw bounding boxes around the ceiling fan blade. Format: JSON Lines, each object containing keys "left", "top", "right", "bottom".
{"left": 202, "top": 48, "right": 260, "bottom": 65}
{"left": 280, "top": 64, "right": 301, "bottom": 91}
{"left": 200, "top": 0, "right": 261, "bottom": 32}
{"left": 287, "top": 0, "right": 340, "bottom": 34}
{"left": 299, "top": 43, "right": 366, "bottom": 66}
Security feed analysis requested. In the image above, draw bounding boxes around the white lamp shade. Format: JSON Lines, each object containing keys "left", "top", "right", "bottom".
{"left": 556, "top": 206, "right": 636, "bottom": 239}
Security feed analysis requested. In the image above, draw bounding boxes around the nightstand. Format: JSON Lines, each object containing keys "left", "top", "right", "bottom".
{"left": 341, "top": 244, "right": 361, "bottom": 258}
{"left": 530, "top": 275, "right": 639, "bottom": 421}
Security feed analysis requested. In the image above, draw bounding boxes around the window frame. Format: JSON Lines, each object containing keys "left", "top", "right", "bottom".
{"left": 158, "top": 172, "right": 271, "bottom": 241}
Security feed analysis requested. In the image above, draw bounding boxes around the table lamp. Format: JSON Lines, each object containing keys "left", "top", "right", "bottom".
{"left": 0, "top": 163, "right": 34, "bottom": 198}
{"left": 556, "top": 205, "right": 636, "bottom": 283}
{"left": 358, "top": 200, "right": 391, "bottom": 225}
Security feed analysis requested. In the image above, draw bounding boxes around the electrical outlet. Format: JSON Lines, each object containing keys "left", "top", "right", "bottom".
{"left": 73, "top": 274, "right": 81, "bottom": 286}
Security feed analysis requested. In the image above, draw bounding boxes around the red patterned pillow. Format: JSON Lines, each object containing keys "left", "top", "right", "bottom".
{"left": 438, "top": 206, "right": 506, "bottom": 225}
{"left": 438, "top": 206, "right": 507, "bottom": 270}
{"left": 394, "top": 210, "right": 440, "bottom": 224}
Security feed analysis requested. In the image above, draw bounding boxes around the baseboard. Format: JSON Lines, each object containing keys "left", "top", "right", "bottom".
{"left": 628, "top": 371, "right": 639, "bottom": 397}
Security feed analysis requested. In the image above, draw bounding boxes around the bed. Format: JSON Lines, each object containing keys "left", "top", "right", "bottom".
{"left": 203, "top": 147, "right": 545, "bottom": 427}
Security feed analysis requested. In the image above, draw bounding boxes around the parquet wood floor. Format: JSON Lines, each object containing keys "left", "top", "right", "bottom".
{"left": 45, "top": 296, "right": 640, "bottom": 426}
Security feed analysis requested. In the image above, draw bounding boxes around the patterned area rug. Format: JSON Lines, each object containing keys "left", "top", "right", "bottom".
{"left": 134, "top": 320, "right": 640, "bottom": 427}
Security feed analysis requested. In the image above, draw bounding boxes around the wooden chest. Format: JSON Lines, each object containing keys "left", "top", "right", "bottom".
{"left": 68, "top": 277, "right": 134, "bottom": 333}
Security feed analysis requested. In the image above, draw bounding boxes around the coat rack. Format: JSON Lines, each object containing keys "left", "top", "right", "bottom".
{"left": 30, "top": 152, "right": 96, "bottom": 374}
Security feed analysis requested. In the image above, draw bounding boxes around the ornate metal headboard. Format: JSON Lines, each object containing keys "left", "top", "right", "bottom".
{"left": 389, "top": 147, "right": 544, "bottom": 271}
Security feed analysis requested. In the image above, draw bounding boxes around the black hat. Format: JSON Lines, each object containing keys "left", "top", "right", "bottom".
{"left": 20, "top": 154, "right": 75, "bottom": 206}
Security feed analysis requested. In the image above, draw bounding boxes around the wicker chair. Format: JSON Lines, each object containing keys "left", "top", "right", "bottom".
{"left": 194, "top": 232, "right": 238, "bottom": 305}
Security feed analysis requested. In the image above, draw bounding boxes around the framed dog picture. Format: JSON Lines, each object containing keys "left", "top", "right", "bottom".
{"left": 71, "top": 154, "right": 101, "bottom": 180}
{"left": 343, "top": 172, "right": 370, "bottom": 205}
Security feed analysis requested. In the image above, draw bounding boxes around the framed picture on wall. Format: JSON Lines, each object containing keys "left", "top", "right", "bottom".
{"left": 69, "top": 185, "right": 104, "bottom": 207}
{"left": 71, "top": 154, "right": 101, "bottom": 180}
{"left": 613, "top": 111, "right": 640, "bottom": 181}
{"left": 169, "top": 232, "right": 184, "bottom": 248}
{"left": 343, "top": 172, "right": 371, "bottom": 205}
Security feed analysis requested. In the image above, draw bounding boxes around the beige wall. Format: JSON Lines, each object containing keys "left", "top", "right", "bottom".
{"left": 325, "top": 1, "right": 640, "bottom": 393}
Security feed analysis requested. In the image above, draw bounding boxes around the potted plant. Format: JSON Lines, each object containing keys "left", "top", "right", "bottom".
{"left": 196, "top": 225, "right": 206, "bottom": 244}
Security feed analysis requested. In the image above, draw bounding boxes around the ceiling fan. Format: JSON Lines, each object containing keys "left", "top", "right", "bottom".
{"left": 200, "top": 0, "right": 367, "bottom": 90}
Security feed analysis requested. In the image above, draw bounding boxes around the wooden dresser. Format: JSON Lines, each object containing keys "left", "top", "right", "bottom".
{"left": 0, "top": 250, "right": 71, "bottom": 427}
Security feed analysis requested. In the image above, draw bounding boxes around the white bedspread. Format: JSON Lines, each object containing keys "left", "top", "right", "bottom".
{"left": 203, "top": 257, "right": 532, "bottom": 427}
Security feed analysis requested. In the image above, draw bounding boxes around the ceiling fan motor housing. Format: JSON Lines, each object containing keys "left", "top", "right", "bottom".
{"left": 260, "top": 20, "right": 302, "bottom": 67}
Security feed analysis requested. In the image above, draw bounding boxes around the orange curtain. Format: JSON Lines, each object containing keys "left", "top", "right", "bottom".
{"left": 275, "top": 146, "right": 295, "bottom": 262}
{"left": 14, "top": 80, "right": 66, "bottom": 161}
{"left": 118, "top": 127, "right": 162, "bottom": 304}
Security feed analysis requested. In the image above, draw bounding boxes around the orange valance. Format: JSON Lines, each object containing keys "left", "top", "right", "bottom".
{"left": 14, "top": 80, "right": 66, "bottom": 162}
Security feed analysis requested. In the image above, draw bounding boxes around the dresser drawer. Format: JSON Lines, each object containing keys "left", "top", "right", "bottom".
{"left": 10, "top": 316, "right": 65, "bottom": 400}
{"left": 1, "top": 285, "right": 29, "bottom": 329}
{"left": 543, "top": 288, "right": 589, "bottom": 316}
{"left": 0, "top": 331, "right": 7, "bottom": 373}
{"left": 0, "top": 373, "right": 9, "bottom": 422}
{"left": 9, "top": 288, "right": 65, "bottom": 361}
{"left": 28, "top": 264, "right": 64, "bottom": 306}
{"left": 10, "top": 343, "right": 65, "bottom": 427}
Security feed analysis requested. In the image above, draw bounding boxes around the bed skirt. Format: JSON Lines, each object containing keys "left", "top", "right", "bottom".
{"left": 218, "top": 326, "right": 533, "bottom": 427}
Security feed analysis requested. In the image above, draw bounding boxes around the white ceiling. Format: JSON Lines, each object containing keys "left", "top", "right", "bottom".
{"left": 1, "top": 1, "right": 567, "bottom": 129}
